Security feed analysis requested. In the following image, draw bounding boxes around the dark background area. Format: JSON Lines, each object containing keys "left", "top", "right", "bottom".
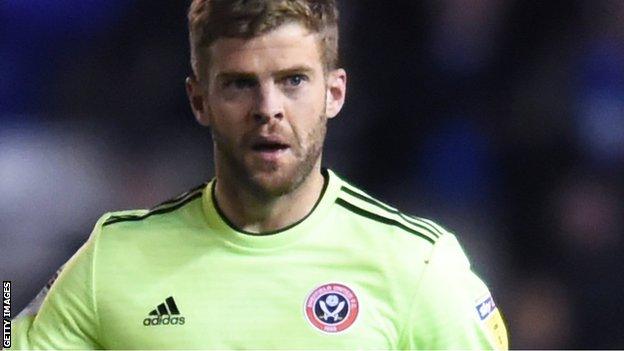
{"left": 2, "top": 1, "right": 624, "bottom": 348}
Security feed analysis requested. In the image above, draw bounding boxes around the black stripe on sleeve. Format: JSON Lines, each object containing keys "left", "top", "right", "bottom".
{"left": 336, "top": 197, "right": 436, "bottom": 244}
{"left": 103, "top": 191, "right": 203, "bottom": 227}
{"left": 151, "top": 183, "right": 206, "bottom": 209}
{"left": 340, "top": 186, "right": 443, "bottom": 238}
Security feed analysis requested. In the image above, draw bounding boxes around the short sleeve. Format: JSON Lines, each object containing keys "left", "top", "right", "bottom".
{"left": 398, "top": 233, "right": 508, "bottom": 350}
{"left": 11, "top": 216, "right": 107, "bottom": 350}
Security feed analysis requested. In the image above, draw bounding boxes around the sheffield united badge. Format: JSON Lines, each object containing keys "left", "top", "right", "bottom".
{"left": 304, "top": 283, "right": 359, "bottom": 333}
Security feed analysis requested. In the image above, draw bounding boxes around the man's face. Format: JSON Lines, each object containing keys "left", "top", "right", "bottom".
{"left": 188, "top": 23, "right": 346, "bottom": 198}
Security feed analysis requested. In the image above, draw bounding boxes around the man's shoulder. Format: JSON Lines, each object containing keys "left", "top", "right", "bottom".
{"left": 331, "top": 176, "right": 447, "bottom": 247}
{"left": 98, "top": 183, "right": 207, "bottom": 233}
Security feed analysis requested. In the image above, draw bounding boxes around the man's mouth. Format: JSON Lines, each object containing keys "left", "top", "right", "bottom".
{"left": 251, "top": 142, "right": 290, "bottom": 152}
{"left": 250, "top": 138, "right": 291, "bottom": 161}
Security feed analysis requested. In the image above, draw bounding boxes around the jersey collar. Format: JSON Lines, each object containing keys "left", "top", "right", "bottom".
{"left": 201, "top": 168, "right": 341, "bottom": 250}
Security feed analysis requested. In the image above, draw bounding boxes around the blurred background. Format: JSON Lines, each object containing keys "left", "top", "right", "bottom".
{"left": 1, "top": 0, "right": 623, "bottom": 348}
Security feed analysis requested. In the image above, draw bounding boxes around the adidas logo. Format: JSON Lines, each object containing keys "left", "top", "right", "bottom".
{"left": 143, "top": 296, "right": 186, "bottom": 326}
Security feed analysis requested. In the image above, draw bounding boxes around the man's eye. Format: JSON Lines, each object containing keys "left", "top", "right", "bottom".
{"left": 226, "top": 78, "right": 256, "bottom": 89}
{"left": 284, "top": 74, "right": 308, "bottom": 87}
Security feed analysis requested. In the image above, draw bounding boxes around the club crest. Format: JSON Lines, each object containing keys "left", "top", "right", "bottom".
{"left": 304, "top": 283, "right": 359, "bottom": 333}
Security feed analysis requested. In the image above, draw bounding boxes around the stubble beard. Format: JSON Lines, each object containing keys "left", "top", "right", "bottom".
{"left": 212, "top": 114, "right": 327, "bottom": 201}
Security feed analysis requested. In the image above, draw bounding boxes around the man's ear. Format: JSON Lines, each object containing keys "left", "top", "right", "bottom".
{"left": 325, "top": 68, "right": 347, "bottom": 119}
{"left": 186, "top": 76, "right": 211, "bottom": 127}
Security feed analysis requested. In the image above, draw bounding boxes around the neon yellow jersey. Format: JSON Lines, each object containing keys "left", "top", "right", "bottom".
{"left": 11, "top": 169, "right": 508, "bottom": 350}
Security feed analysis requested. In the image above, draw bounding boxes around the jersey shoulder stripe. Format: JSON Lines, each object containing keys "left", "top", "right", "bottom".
{"left": 151, "top": 183, "right": 205, "bottom": 209}
{"left": 103, "top": 184, "right": 205, "bottom": 227}
{"left": 336, "top": 192, "right": 438, "bottom": 244}
{"left": 335, "top": 197, "right": 436, "bottom": 244}
{"left": 341, "top": 183, "right": 447, "bottom": 240}
{"left": 340, "top": 184, "right": 445, "bottom": 238}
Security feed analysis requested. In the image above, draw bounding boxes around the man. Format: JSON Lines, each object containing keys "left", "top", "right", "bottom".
{"left": 11, "top": 0, "right": 508, "bottom": 349}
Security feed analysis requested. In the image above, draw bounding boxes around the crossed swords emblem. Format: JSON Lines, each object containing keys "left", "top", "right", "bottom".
{"left": 318, "top": 294, "right": 346, "bottom": 322}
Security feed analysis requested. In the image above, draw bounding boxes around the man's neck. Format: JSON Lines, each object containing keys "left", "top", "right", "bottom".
{"left": 214, "top": 167, "right": 325, "bottom": 234}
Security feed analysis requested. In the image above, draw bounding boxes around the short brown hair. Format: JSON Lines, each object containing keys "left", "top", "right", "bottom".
{"left": 188, "top": 0, "right": 339, "bottom": 80}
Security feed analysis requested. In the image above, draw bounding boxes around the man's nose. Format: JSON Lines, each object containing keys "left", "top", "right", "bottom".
{"left": 252, "top": 82, "right": 284, "bottom": 123}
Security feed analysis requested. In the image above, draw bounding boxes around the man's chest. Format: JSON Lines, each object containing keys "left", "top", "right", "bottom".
{"left": 95, "top": 253, "right": 404, "bottom": 349}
